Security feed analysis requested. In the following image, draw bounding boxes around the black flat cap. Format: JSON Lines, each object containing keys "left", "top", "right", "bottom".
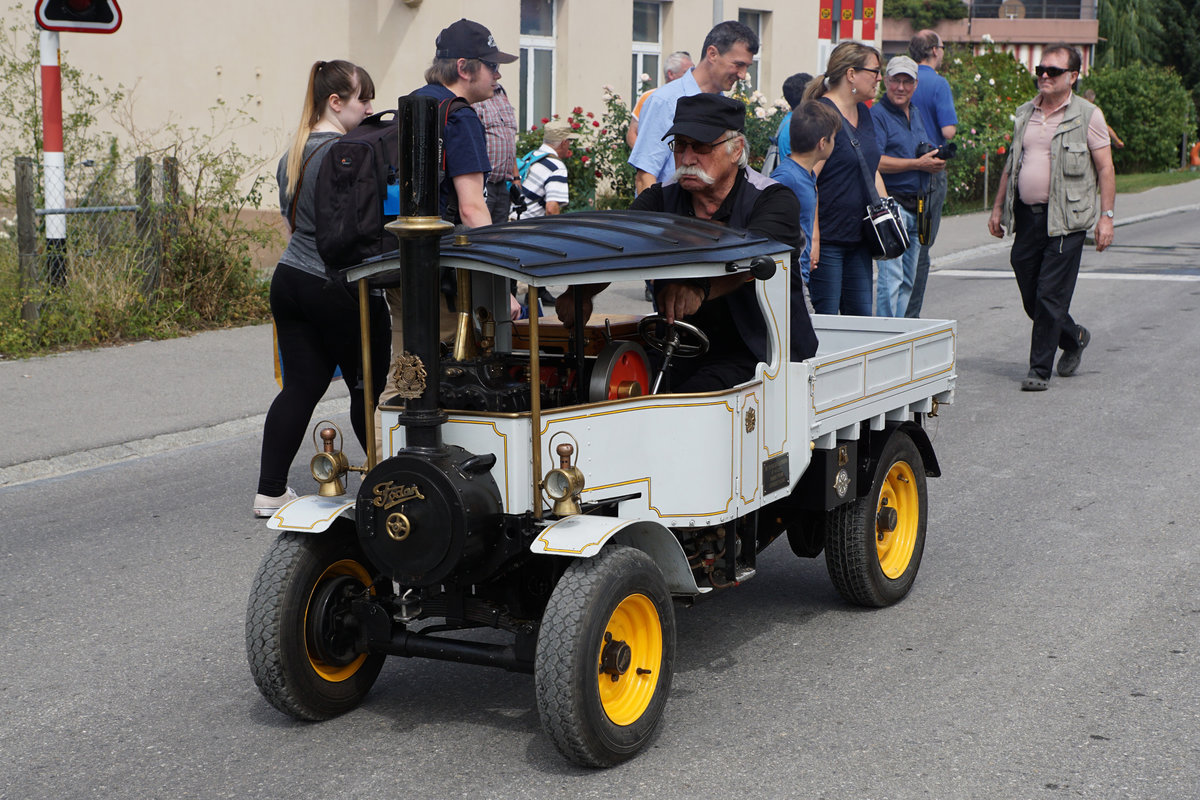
{"left": 662, "top": 93, "right": 746, "bottom": 142}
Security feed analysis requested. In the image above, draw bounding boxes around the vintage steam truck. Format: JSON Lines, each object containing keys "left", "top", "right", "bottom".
{"left": 245, "top": 97, "right": 957, "bottom": 767}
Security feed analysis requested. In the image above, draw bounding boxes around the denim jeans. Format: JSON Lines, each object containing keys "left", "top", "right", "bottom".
{"left": 809, "top": 242, "right": 873, "bottom": 316}
{"left": 875, "top": 205, "right": 921, "bottom": 317}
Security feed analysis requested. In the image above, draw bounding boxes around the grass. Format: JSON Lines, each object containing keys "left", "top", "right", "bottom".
{"left": 1114, "top": 169, "right": 1200, "bottom": 194}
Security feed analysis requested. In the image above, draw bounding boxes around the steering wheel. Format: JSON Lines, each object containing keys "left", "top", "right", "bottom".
{"left": 637, "top": 314, "right": 710, "bottom": 358}
{"left": 636, "top": 314, "right": 711, "bottom": 394}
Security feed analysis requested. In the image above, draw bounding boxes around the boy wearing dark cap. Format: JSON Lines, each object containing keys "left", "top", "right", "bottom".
{"left": 412, "top": 18, "right": 517, "bottom": 229}
{"left": 558, "top": 94, "right": 818, "bottom": 391}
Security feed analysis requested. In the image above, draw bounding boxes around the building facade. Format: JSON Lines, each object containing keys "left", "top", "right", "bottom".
{"left": 54, "top": 0, "right": 890, "bottom": 206}
{"left": 881, "top": 1, "right": 1100, "bottom": 72}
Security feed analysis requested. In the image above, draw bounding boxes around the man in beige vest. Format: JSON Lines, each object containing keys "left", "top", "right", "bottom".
{"left": 988, "top": 43, "right": 1115, "bottom": 392}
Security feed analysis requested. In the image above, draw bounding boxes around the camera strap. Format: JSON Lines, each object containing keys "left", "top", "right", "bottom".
{"left": 839, "top": 116, "right": 884, "bottom": 205}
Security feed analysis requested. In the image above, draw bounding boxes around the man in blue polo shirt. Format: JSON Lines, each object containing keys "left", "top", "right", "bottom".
{"left": 871, "top": 55, "right": 946, "bottom": 317}
{"left": 907, "top": 29, "right": 957, "bottom": 317}
{"left": 628, "top": 20, "right": 759, "bottom": 195}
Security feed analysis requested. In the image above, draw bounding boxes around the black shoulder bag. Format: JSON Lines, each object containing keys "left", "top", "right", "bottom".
{"left": 840, "top": 116, "right": 910, "bottom": 261}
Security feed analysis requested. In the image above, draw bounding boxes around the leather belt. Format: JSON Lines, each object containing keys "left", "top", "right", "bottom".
{"left": 1021, "top": 202, "right": 1048, "bottom": 214}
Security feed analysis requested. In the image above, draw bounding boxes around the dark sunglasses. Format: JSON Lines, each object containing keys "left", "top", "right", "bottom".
{"left": 668, "top": 134, "right": 738, "bottom": 155}
{"left": 481, "top": 59, "right": 500, "bottom": 74}
{"left": 1034, "top": 65, "right": 1070, "bottom": 79}
{"left": 855, "top": 66, "right": 881, "bottom": 76}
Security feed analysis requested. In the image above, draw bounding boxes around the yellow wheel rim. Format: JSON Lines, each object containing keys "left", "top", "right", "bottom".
{"left": 597, "top": 593, "right": 662, "bottom": 726}
{"left": 305, "top": 558, "right": 372, "bottom": 682}
{"left": 876, "top": 460, "right": 919, "bottom": 579}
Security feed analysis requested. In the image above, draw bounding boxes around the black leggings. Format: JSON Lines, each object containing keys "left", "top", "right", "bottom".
{"left": 257, "top": 264, "right": 390, "bottom": 497}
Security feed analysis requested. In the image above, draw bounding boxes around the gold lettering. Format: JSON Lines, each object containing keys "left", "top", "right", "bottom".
{"left": 371, "top": 481, "right": 427, "bottom": 510}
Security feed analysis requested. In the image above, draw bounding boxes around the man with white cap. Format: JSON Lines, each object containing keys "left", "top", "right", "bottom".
{"left": 516, "top": 119, "right": 577, "bottom": 218}
{"left": 869, "top": 55, "right": 946, "bottom": 317}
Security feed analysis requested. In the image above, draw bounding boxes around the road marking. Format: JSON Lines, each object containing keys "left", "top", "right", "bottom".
{"left": 936, "top": 269, "right": 1200, "bottom": 282}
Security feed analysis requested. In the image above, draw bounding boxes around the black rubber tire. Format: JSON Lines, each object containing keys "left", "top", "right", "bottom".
{"left": 825, "top": 431, "right": 927, "bottom": 607}
{"left": 535, "top": 546, "right": 676, "bottom": 767}
{"left": 245, "top": 529, "right": 385, "bottom": 720}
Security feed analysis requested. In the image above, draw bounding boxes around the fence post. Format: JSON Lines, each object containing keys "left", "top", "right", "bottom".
{"left": 161, "top": 155, "right": 179, "bottom": 263}
{"left": 135, "top": 155, "right": 160, "bottom": 300}
{"left": 15, "top": 156, "right": 39, "bottom": 323}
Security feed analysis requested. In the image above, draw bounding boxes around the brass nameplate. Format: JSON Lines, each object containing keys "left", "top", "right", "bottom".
{"left": 371, "top": 482, "right": 426, "bottom": 511}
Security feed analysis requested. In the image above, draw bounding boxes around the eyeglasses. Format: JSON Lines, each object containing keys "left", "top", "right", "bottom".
{"left": 854, "top": 66, "right": 881, "bottom": 76}
{"left": 481, "top": 59, "right": 500, "bottom": 74}
{"left": 668, "top": 134, "right": 738, "bottom": 155}
{"left": 1034, "top": 65, "right": 1070, "bottom": 79}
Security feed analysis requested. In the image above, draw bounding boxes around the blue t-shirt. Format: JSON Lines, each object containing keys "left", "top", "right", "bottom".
{"left": 776, "top": 110, "right": 793, "bottom": 159}
{"left": 627, "top": 68, "right": 702, "bottom": 186}
{"left": 412, "top": 83, "right": 491, "bottom": 222}
{"left": 870, "top": 95, "right": 931, "bottom": 196}
{"left": 770, "top": 156, "right": 816, "bottom": 282}
{"left": 911, "top": 64, "right": 957, "bottom": 148}
{"left": 816, "top": 98, "right": 881, "bottom": 247}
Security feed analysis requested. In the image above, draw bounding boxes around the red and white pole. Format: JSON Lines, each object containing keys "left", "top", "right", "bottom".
{"left": 40, "top": 27, "right": 67, "bottom": 286}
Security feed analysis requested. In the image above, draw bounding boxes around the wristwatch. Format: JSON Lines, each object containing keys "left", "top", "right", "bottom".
{"left": 1102, "top": 210, "right": 1114, "bottom": 218}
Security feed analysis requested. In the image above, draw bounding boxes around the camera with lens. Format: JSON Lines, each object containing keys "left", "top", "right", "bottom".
{"left": 916, "top": 141, "right": 957, "bottom": 160}
{"left": 508, "top": 182, "right": 528, "bottom": 218}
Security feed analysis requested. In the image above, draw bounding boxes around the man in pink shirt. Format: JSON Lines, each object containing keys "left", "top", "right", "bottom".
{"left": 988, "top": 43, "right": 1115, "bottom": 391}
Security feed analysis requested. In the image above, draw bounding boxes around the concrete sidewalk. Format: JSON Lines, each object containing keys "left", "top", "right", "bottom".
{"left": 3, "top": 179, "right": 1198, "bottom": 486}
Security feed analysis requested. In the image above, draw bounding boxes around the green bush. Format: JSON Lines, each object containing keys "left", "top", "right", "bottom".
{"left": 940, "top": 44, "right": 1033, "bottom": 211}
{"left": 1081, "top": 65, "right": 1193, "bottom": 173}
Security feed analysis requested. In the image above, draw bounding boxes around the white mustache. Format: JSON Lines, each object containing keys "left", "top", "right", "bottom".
{"left": 672, "top": 165, "right": 716, "bottom": 185}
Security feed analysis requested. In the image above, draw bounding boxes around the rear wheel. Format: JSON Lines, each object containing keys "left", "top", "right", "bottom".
{"left": 245, "top": 528, "right": 385, "bottom": 720}
{"left": 535, "top": 546, "right": 675, "bottom": 767}
{"left": 825, "top": 431, "right": 927, "bottom": 607}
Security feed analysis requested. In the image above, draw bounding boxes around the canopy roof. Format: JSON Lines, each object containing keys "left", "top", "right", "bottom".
{"left": 344, "top": 211, "right": 788, "bottom": 287}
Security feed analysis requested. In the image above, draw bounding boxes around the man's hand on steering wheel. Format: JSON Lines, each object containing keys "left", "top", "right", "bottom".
{"left": 656, "top": 281, "right": 706, "bottom": 324}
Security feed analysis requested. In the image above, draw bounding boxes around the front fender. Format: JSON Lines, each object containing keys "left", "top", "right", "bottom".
{"left": 532, "top": 515, "right": 708, "bottom": 596}
{"left": 266, "top": 494, "right": 355, "bottom": 533}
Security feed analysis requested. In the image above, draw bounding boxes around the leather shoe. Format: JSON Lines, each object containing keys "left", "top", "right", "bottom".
{"left": 1021, "top": 370, "right": 1049, "bottom": 391}
{"left": 1057, "top": 325, "right": 1090, "bottom": 377}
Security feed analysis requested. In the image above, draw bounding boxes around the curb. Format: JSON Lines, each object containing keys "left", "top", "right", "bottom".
{"left": 0, "top": 396, "right": 350, "bottom": 489}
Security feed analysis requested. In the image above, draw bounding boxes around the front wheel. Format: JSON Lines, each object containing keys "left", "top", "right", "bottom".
{"left": 825, "top": 431, "right": 927, "bottom": 607}
{"left": 535, "top": 546, "right": 676, "bottom": 767}
{"left": 245, "top": 529, "right": 385, "bottom": 720}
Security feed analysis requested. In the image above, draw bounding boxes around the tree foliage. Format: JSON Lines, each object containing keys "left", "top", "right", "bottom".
{"left": 882, "top": 0, "right": 967, "bottom": 31}
{"left": 1096, "top": 0, "right": 1164, "bottom": 69}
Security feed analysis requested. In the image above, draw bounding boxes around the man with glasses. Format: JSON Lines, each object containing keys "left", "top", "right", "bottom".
{"left": 629, "top": 20, "right": 759, "bottom": 196}
{"left": 907, "top": 29, "right": 958, "bottom": 319}
{"left": 558, "top": 94, "right": 819, "bottom": 391}
{"left": 988, "top": 43, "right": 1115, "bottom": 391}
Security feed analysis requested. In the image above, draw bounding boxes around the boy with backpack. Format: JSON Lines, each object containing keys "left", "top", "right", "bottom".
{"left": 512, "top": 120, "right": 576, "bottom": 219}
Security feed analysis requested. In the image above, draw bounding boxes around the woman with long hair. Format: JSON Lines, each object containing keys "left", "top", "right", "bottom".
{"left": 254, "top": 60, "right": 389, "bottom": 517}
{"left": 803, "top": 41, "right": 887, "bottom": 316}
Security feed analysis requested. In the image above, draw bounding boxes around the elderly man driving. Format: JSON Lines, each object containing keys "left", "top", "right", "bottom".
{"left": 557, "top": 93, "right": 818, "bottom": 392}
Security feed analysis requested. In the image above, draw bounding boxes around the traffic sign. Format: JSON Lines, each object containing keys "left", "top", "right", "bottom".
{"left": 35, "top": 0, "right": 122, "bottom": 34}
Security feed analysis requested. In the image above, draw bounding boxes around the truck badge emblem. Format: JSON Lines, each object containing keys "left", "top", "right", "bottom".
{"left": 391, "top": 352, "right": 428, "bottom": 399}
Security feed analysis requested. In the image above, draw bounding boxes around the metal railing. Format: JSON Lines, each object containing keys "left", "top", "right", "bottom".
{"left": 968, "top": 0, "right": 1098, "bottom": 20}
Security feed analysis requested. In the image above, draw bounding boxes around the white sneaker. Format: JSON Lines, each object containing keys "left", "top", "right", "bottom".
{"left": 253, "top": 487, "right": 299, "bottom": 518}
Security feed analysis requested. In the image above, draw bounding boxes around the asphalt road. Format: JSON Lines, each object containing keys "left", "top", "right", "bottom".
{"left": 2, "top": 213, "right": 1198, "bottom": 799}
